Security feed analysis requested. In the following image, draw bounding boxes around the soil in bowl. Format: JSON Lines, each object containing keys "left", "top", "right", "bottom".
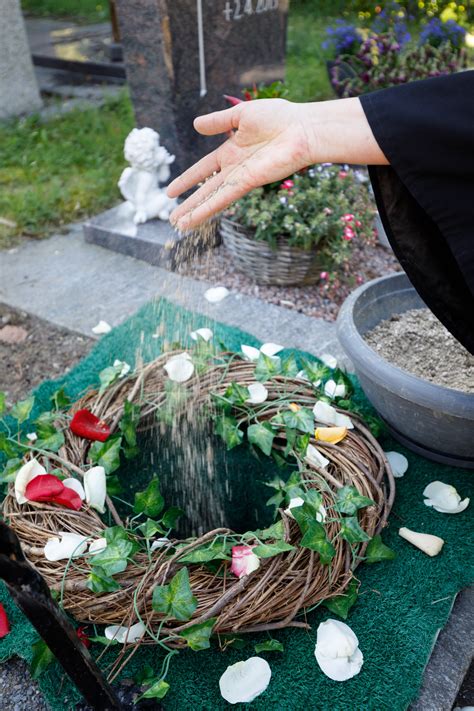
{"left": 363, "top": 308, "right": 474, "bottom": 394}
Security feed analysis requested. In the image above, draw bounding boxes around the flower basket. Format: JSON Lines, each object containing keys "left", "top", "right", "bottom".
{"left": 220, "top": 217, "right": 322, "bottom": 287}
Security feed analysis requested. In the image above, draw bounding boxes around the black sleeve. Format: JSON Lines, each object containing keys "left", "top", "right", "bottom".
{"left": 359, "top": 71, "right": 474, "bottom": 354}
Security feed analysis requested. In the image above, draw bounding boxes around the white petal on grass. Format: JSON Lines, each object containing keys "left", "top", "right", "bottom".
{"left": 63, "top": 477, "right": 86, "bottom": 500}
{"left": 260, "top": 343, "right": 284, "bottom": 357}
{"left": 164, "top": 353, "right": 195, "bottom": 382}
{"left": 89, "top": 537, "right": 107, "bottom": 555}
{"left": 26, "top": 432, "right": 37, "bottom": 442}
{"left": 320, "top": 353, "right": 338, "bottom": 370}
{"left": 92, "top": 320, "right": 112, "bottom": 335}
{"left": 84, "top": 466, "right": 106, "bottom": 514}
{"left": 44, "top": 532, "right": 88, "bottom": 561}
{"left": 398, "top": 527, "right": 444, "bottom": 556}
{"left": 385, "top": 451, "right": 409, "bottom": 478}
{"left": 204, "top": 286, "right": 229, "bottom": 303}
{"left": 241, "top": 344, "right": 261, "bottom": 361}
{"left": 423, "top": 481, "right": 470, "bottom": 514}
{"left": 313, "top": 400, "right": 354, "bottom": 429}
{"left": 246, "top": 382, "right": 268, "bottom": 405}
{"left": 104, "top": 621, "right": 146, "bottom": 645}
{"left": 315, "top": 619, "right": 363, "bottom": 681}
{"left": 15, "top": 458, "right": 47, "bottom": 504}
{"left": 324, "top": 379, "right": 346, "bottom": 399}
{"left": 190, "top": 327, "right": 213, "bottom": 342}
{"left": 113, "top": 359, "right": 131, "bottom": 378}
{"left": 305, "top": 444, "right": 330, "bottom": 470}
{"left": 219, "top": 657, "right": 271, "bottom": 704}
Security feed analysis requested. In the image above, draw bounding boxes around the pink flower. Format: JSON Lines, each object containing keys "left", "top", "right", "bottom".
{"left": 338, "top": 171, "right": 348, "bottom": 179}
{"left": 320, "top": 271, "right": 329, "bottom": 281}
{"left": 355, "top": 220, "right": 362, "bottom": 228}
{"left": 230, "top": 545, "right": 260, "bottom": 578}
{"left": 323, "top": 207, "right": 333, "bottom": 215}
{"left": 343, "top": 226, "right": 355, "bottom": 241}
{"left": 280, "top": 180, "right": 294, "bottom": 191}
{"left": 356, "top": 276, "right": 364, "bottom": 284}
{"left": 342, "top": 214, "right": 354, "bottom": 223}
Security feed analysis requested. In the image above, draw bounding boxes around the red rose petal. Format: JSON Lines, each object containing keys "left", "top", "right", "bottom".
{"left": 25, "top": 474, "right": 64, "bottom": 502}
{"left": 51, "top": 487, "right": 83, "bottom": 511}
{"left": 70, "top": 409, "right": 111, "bottom": 442}
{"left": 0, "top": 603, "right": 10, "bottom": 638}
{"left": 76, "top": 626, "right": 91, "bottom": 648}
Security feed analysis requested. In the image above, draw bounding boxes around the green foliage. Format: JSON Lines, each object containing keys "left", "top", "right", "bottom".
{"left": 88, "top": 436, "right": 122, "bottom": 474}
{"left": 119, "top": 400, "right": 140, "bottom": 459}
{"left": 33, "top": 413, "right": 64, "bottom": 452}
{"left": 0, "top": 458, "right": 22, "bottom": 483}
{"left": 254, "top": 639, "right": 284, "bottom": 653}
{"left": 253, "top": 540, "right": 295, "bottom": 558}
{"left": 139, "top": 518, "right": 165, "bottom": 539}
{"left": 215, "top": 415, "right": 244, "bottom": 450}
{"left": 152, "top": 568, "right": 198, "bottom": 621}
{"left": 134, "top": 478, "right": 164, "bottom": 518}
{"left": 11, "top": 396, "right": 35, "bottom": 424}
{"left": 340, "top": 516, "right": 371, "bottom": 544}
{"left": 161, "top": 506, "right": 184, "bottom": 530}
{"left": 179, "top": 618, "right": 217, "bottom": 651}
{"left": 254, "top": 353, "right": 282, "bottom": 382}
{"left": 30, "top": 638, "right": 54, "bottom": 679}
{"left": 336, "top": 485, "right": 375, "bottom": 515}
{"left": 89, "top": 539, "right": 133, "bottom": 576}
{"left": 365, "top": 534, "right": 397, "bottom": 563}
{"left": 323, "top": 579, "right": 359, "bottom": 619}
{"left": 21, "top": 0, "right": 110, "bottom": 22}
{"left": 300, "top": 521, "right": 336, "bottom": 564}
{"left": 247, "top": 422, "right": 276, "bottom": 456}
{"left": 51, "top": 387, "right": 70, "bottom": 411}
{"left": 278, "top": 407, "right": 315, "bottom": 435}
{"left": 86, "top": 567, "right": 121, "bottom": 593}
{"left": 139, "top": 679, "right": 170, "bottom": 700}
{"left": 0, "top": 392, "right": 5, "bottom": 417}
{"left": 99, "top": 362, "right": 128, "bottom": 394}
{"left": 178, "top": 540, "right": 229, "bottom": 564}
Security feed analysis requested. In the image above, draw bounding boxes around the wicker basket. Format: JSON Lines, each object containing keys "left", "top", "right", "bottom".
{"left": 220, "top": 217, "right": 322, "bottom": 286}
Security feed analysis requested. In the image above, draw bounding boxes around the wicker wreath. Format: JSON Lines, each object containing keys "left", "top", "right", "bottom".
{"left": 3, "top": 349, "right": 395, "bottom": 659}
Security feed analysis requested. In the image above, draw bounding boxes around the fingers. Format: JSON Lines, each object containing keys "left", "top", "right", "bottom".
{"left": 166, "top": 147, "right": 222, "bottom": 199}
{"left": 169, "top": 170, "right": 224, "bottom": 225}
{"left": 193, "top": 105, "right": 241, "bottom": 136}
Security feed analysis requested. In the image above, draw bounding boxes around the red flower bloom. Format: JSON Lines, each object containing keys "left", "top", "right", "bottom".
{"left": 342, "top": 213, "right": 355, "bottom": 223}
{"left": 0, "top": 603, "right": 10, "bottom": 639}
{"left": 25, "top": 474, "right": 82, "bottom": 511}
{"left": 280, "top": 179, "right": 295, "bottom": 191}
{"left": 343, "top": 226, "right": 355, "bottom": 241}
{"left": 355, "top": 220, "right": 362, "bottom": 228}
{"left": 70, "top": 409, "right": 110, "bottom": 442}
{"left": 76, "top": 626, "right": 91, "bottom": 648}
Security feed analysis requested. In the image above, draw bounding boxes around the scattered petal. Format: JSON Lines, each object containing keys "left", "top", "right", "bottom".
{"left": 164, "top": 353, "right": 195, "bottom": 383}
{"left": 219, "top": 657, "right": 271, "bottom": 704}
{"left": 204, "top": 286, "right": 229, "bottom": 303}
{"left": 92, "top": 320, "right": 112, "bottom": 335}
{"left": 313, "top": 401, "right": 353, "bottom": 429}
{"left": 89, "top": 537, "right": 107, "bottom": 555}
{"left": 0, "top": 603, "right": 10, "bottom": 638}
{"left": 15, "top": 458, "right": 47, "bottom": 504}
{"left": 315, "top": 426, "right": 348, "bottom": 444}
{"left": 44, "top": 532, "right": 88, "bottom": 561}
{"left": 25, "top": 474, "right": 64, "bottom": 502}
{"left": 112, "top": 359, "right": 131, "bottom": 378}
{"left": 241, "top": 345, "right": 261, "bottom": 361}
{"left": 151, "top": 537, "right": 171, "bottom": 551}
{"left": 63, "top": 478, "right": 86, "bottom": 500}
{"left": 26, "top": 432, "right": 37, "bottom": 442}
{"left": 398, "top": 527, "right": 444, "bottom": 556}
{"left": 84, "top": 466, "right": 107, "bottom": 514}
{"left": 423, "top": 481, "right": 469, "bottom": 514}
{"left": 76, "top": 626, "right": 91, "bottom": 648}
{"left": 260, "top": 343, "right": 284, "bottom": 357}
{"left": 190, "top": 327, "right": 213, "bottom": 342}
{"left": 320, "top": 353, "right": 338, "bottom": 369}
{"left": 324, "top": 379, "right": 346, "bottom": 399}
{"left": 230, "top": 545, "right": 260, "bottom": 578}
{"left": 70, "top": 409, "right": 111, "bottom": 442}
{"left": 315, "top": 619, "right": 363, "bottom": 681}
{"left": 104, "top": 621, "right": 146, "bottom": 644}
{"left": 385, "top": 451, "right": 409, "bottom": 478}
{"left": 305, "top": 444, "right": 329, "bottom": 470}
{"left": 50, "top": 486, "right": 83, "bottom": 511}
{"left": 246, "top": 382, "right": 268, "bottom": 405}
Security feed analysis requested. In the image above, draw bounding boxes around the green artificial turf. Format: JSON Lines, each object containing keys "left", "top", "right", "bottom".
{"left": 0, "top": 297, "right": 472, "bottom": 710}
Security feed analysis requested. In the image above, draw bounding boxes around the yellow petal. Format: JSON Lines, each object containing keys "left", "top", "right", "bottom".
{"left": 289, "top": 403, "right": 300, "bottom": 413}
{"left": 315, "top": 426, "right": 348, "bottom": 444}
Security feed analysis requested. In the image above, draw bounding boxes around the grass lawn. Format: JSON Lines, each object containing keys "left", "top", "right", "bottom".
{"left": 21, "top": 0, "right": 110, "bottom": 23}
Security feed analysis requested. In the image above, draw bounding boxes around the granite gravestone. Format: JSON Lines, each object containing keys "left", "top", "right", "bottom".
{"left": 0, "top": 0, "right": 42, "bottom": 119}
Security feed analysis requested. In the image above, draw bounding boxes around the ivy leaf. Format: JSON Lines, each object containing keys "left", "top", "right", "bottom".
{"left": 340, "top": 516, "right": 371, "bottom": 544}
{"left": 253, "top": 540, "right": 295, "bottom": 558}
{"left": 161, "top": 506, "right": 184, "bottom": 530}
{"left": 336, "top": 485, "right": 375, "bottom": 515}
{"left": 255, "top": 353, "right": 282, "bottom": 382}
{"left": 88, "top": 635, "right": 118, "bottom": 646}
{"left": 140, "top": 519, "right": 165, "bottom": 539}
{"left": 300, "top": 522, "right": 335, "bottom": 564}
{"left": 106, "top": 475, "right": 123, "bottom": 496}
{"left": 215, "top": 415, "right": 244, "bottom": 450}
{"left": 152, "top": 567, "right": 197, "bottom": 621}
{"left": 11, "top": 396, "right": 35, "bottom": 424}
{"left": 30, "top": 638, "right": 54, "bottom": 679}
{"left": 86, "top": 567, "right": 121, "bottom": 593}
{"left": 134, "top": 477, "right": 164, "bottom": 518}
{"left": 0, "top": 392, "right": 6, "bottom": 417}
{"left": 139, "top": 679, "right": 170, "bottom": 700}
{"left": 0, "top": 433, "right": 21, "bottom": 459}
{"left": 280, "top": 407, "right": 314, "bottom": 434}
{"left": 280, "top": 355, "right": 299, "bottom": 377}
{"left": 89, "top": 436, "right": 122, "bottom": 474}
{"left": 134, "top": 664, "right": 155, "bottom": 685}
{"left": 301, "top": 358, "right": 331, "bottom": 384}
{"left": 323, "top": 579, "right": 359, "bottom": 619}
{"left": 222, "top": 382, "right": 250, "bottom": 406}
{"left": 254, "top": 639, "right": 284, "bottom": 653}
{"left": 247, "top": 422, "right": 276, "bottom": 456}
{"left": 253, "top": 520, "right": 285, "bottom": 541}
{"left": 34, "top": 423, "right": 65, "bottom": 453}
{"left": 0, "top": 458, "right": 22, "bottom": 483}
{"left": 90, "top": 539, "right": 133, "bottom": 576}
{"left": 178, "top": 541, "right": 229, "bottom": 563}
{"left": 364, "top": 534, "right": 397, "bottom": 564}
{"left": 291, "top": 502, "right": 321, "bottom": 536}
{"left": 179, "top": 617, "right": 216, "bottom": 651}
{"left": 104, "top": 526, "right": 130, "bottom": 544}
{"left": 119, "top": 400, "right": 140, "bottom": 450}
{"left": 51, "top": 387, "right": 70, "bottom": 411}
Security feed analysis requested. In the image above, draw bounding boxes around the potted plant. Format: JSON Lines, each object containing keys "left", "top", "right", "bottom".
{"left": 220, "top": 164, "right": 374, "bottom": 286}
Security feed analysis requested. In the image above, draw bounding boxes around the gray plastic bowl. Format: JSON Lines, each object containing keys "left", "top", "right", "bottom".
{"left": 337, "top": 272, "right": 474, "bottom": 469}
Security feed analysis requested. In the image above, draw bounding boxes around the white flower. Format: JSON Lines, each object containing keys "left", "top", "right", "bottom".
{"left": 320, "top": 353, "right": 338, "bottom": 370}
{"left": 246, "top": 383, "right": 268, "bottom": 405}
{"left": 423, "top": 481, "right": 469, "bottom": 514}
{"left": 285, "top": 496, "right": 326, "bottom": 523}
{"left": 190, "top": 327, "right": 213, "bottom": 342}
{"left": 398, "top": 527, "right": 444, "bottom": 556}
{"left": 89, "top": 537, "right": 107, "bottom": 555}
{"left": 164, "top": 352, "right": 194, "bottom": 382}
{"left": 92, "top": 320, "right": 112, "bottom": 335}
{"left": 63, "top": 477, "right": 86, "bottom": 500}
{"left": 324, "top": 379, "right": 346, "bottom": 399}
{"left": 150, "top": 537, "right": 170, "bottom": 551}
{"left": 44, "top": 532, "right": 88, "bottom": 561}
{"left": 26, "top": 432, "right": 37, "bottom": 442}
{"left": 313, "top": 400, "right": 354, "bottom": 429}
{"left": 305, "top": 444, "right": 329, "bottom": 470}
{"left": 241, "top": 345, "right": 261, "bottom": 361}
{"left": 219, "top": 657, "right": 271, "bottom": 704}
{"left": 241, "top": 343, "right": 283, "bottom": 361}
{"left": 112, "top": 359, "right": 131, "bottom": 378}
{"left": 84, "top": 466, "right": 106, "bottom": 514}
{"left": 104, "top": 621, "right": 146, "bottom": 644}
{"left": 385, "top": 451, "right": 409, "bottom": 478}
{"left": 204, "top": 286, "right": 229, "bottom": 303}
{"left": 315, "top": 620, "right": 363, "bottom": 681}
{"left": 15, "top": 458, "right": 46, "bottom": 504}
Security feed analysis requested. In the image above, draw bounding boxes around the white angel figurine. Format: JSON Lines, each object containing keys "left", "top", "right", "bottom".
{"left": 118, "top": 127, "right": 177, "bottom": 225}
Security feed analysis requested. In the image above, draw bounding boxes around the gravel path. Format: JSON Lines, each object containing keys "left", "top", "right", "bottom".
{"left": 0, "top": 658, "right": 48, "bottom": 711}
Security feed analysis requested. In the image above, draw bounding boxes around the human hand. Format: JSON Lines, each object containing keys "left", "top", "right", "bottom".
{"left": 167, "top": 99, "right": 315, "bottom": 231}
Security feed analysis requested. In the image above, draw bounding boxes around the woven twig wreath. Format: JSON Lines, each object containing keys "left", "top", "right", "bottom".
{"left": 3, "top": 349, "right": 395, "bottom": 654}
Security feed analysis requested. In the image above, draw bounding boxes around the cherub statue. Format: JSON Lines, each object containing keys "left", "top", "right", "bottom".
{"left": 118, "top": 127, "right": 177, "bottom": 225}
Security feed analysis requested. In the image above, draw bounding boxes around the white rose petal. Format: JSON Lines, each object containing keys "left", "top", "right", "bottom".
{"left": 305, "top": 444, "right": 329, "bottom": 470}
{"left": 63, "top": 477, "right": 86, "bottom": 500}
{"left": 204, "top": 286, "right": 229, "bottom": 303}
{"left": 26, "top": 432, "right": 37, "bottom": 442}
{"left": 315, "top": 619, "right": 363, "bottom": 681}
{"left": 313, "top": 400, "right": 353, "bottom": 429}
{"left": 84, "top": 466, "right": 106, "bottom": 514}
{"left": 241, "top": 345, "right": 261, "bottom": 361}
{"left": 399, "top": 527, "right": 444, "bottom": 556}
{"left": 219, "top": 657, "right": 271, "bottom": 704}
{"left": 324, "top": 379, "right": 346, "bottom": 399}
{"left": 320, "top": 353, "right": 338, "bottom": 370}
{"left": 260, "top": 343, "right": 284, "bottom": 357}
{"left": 89, "top": 537, "right": 108, "bottom": 555}
{"left": 190, "top": 327, "right": 213, "bottom": 342}
{"left": 15, "top": 458, "right": 47, "bottom": 504}
{"left": 44, "top": 532, "right": 88, "bottom": 561}
{"left": 164, "top": 353, "right": 195, "bottom": 382}
{"left": 423, "top": 481, "right": 469, "bottom": 514}
{"left": 113, "top": 359, "right": 131, "bottom": 378}
{"left": 104, "top": 621, "right": 146, "bottom": 644}
{"left": 92, "top": 320, "right": 112, "bottom": 335}
{"left": 246, "top": 383, "right": 268, "bottom": 405}
{"left": 151, "top": 537, "right": 171, "bottom": 551}
{"left": 385, "top": 451, "right": 409, "bottom": 478}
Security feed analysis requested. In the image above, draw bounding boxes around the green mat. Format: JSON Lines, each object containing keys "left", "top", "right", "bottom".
{"left": 0, "top": 297, "right": 472, "bottom": 711}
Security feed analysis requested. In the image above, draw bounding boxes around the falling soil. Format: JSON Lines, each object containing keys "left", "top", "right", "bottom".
{"left": 364, "top": 308, "right": 474, "bottom": 394}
